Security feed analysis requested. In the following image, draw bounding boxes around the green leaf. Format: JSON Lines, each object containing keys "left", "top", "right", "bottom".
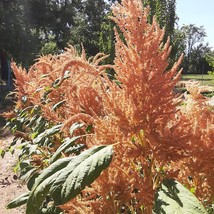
{"left": 51, "top": 100, "right": 66, "bottom": 111}
{"left": 20, "top": 167, "right": 37, "bottom": 181}
{"left": 86, "top": 124, "right": 93, "bottom": 133}
{"left": 26, "top": 157, "right": 73, "bottom": 214}
{"left": 28, "top": 144, "right": 38, "bottom": 155}
{"left": 49, "top": 136, "right": 80, "bottom": 163}
{"left": 26, "top": 170, "right": 63, "bottom": 214}
{"left": 33, "top": 124, "right": 62, "bottom": 144}
{"left": 49, "top": 145, "right": 111, "bottom": 203}
{"left": 69, "top": 123, "right": 83, "bottom": 136}
{"left": 0, "top": 149, "right": 5, "bottom": 158}
{"left": 57, "top": 145, "right": 113, "bottom": 204}
{"left": 27, "top": 171, "right": 39, "bottom": 191}
{"left": 52, "top": 71, "right": 70, "bottom": 88}
{"left": 40, "top": 206, "right": 63, "bottom": 214}
{"left": 154, "top": 179, "right": 208, "bottom": 214}
{"left": 25, "top": 146, "right": 113, "bottom": 213}
{"left": 33, "top": 157, "right": 74, "bottom": 188}
{"left": 28, "top": 115, "right": 40, "bottom": 128}
{"left": 32, "top": 116, "right": 46, "bottom": 133}
{"left": 7, "top": 192, "right": 30, "bottom": 209}
{"left": 64, "top": 143, "right": 85, "bottom": 155}
{"left": 19, "top": 160, "right": 31, "bottom": 169}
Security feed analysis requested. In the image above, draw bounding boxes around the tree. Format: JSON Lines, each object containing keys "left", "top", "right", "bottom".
{"left": 0, "top": 0, "right": 40, "bottom": 66}
{"left": 177, "top": 24, "right": 213, "bottom": 73}
{"left": 206, "top": 50, "right": 214, "bottom": 71}
{"left": 0, "top": 0, "right": 178, "bottom": 68}
{"left": 99, "top": 0, "right": 177, "bottom": 69}
{"left": 24, "top": 0, "right": 112, "bottom": 57}
{"left": 181, "top": 24, "right": 207, "bottom": 72}
{"left": 99, "top": 0, "right": 178, "bottom": 74}
{"left": 170, "top": 28, "right": 186, "bottom": 65}
{"left": 142, "top": 0, "right": 176, "bottom": 41}
{"left": 98, "top": 13, "right": 116, "bottom": 78}
{"left": 99, "top": 14, "right": 115, "bottom": 62}
{"left": 0, "top": 0, "right": 113, "bottom": 66}
{"left": 24, "top": 0, "right": 80, "bottom": 50}
{"left": 69, "top": 0, "right": 112, "bottom": 56}
{"left": 189, "top": 43, "right": 211, "bottom": 74}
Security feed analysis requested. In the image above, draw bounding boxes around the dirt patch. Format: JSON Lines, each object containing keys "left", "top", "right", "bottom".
{"left": 0, "top": 133, "right": 27, "bottom": 214}
{"left": 0, "top": 93, "right": 27, "bottom": 214}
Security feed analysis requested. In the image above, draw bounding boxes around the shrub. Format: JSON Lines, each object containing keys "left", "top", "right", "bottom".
{"left": 3, "top": 0, "right": 213, "bottom": 213}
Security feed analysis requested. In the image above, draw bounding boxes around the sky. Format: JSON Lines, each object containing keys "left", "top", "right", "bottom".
{"left": 176, "top": 0, "right": 214, "bottom": 49}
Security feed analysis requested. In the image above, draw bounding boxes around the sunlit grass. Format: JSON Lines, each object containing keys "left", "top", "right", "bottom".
{"left": 181, "top": 74, "right": 214, "bottom": 86}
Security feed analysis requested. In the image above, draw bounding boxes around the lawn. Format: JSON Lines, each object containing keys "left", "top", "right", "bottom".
{"left": 181, "top": 74, "right": 214, "bottom": 86}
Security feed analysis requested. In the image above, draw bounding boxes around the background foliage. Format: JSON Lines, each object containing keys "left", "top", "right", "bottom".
{"left": 0, "top": 0, "right": 213, "bottom": 73}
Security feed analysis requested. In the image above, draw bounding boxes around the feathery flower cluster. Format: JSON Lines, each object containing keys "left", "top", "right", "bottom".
{"left": 11, "top": 46, "right": 109, "bottom": 133}
{"left": 6, "top": 0, "right": 214, "bottom": 213}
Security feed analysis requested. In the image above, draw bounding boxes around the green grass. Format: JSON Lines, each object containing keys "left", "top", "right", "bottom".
{"left": 181, "top": 74, "right": 214, "bottom": 86}
{"left": 178, "top": 74, "right": 214, "bottom": 97}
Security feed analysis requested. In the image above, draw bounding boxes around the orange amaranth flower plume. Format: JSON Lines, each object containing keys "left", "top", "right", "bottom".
{"left": 7, "top": 0, "right": 214, "bottom": 212}
{"left": 63, "top": 0, "right": 192, "bottom": 213}
{"left": 10, "top": 46, "right": 110, "bottom": 133}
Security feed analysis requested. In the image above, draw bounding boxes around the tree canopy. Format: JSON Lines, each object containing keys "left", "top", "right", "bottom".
{"left": 0, "top": 0, "right": 40, "bottom": 66}
{"left": 0, "top": 0, "right": 113, "bottom": 66}
{"left": 0, "top": 0, "right": 212, "bottom": 74}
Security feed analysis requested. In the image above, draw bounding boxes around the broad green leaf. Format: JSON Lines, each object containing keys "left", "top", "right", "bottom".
{"left": 59, "top": 145, "right": 113, "bottom": 204}
{"left": 27, "top": 171, "right": 39, "bottom": 191}
{"left": 20, "top": 167, "right": 37, "bottom": 182}
{"left": 15, "top": 146, "right": 113, "bottom": 213}
{"left": 33, "top": 157, "right": 73, "bottom": 188}
{"left": 49, "top": 145, "right": 112, "bottom": 204}
{"left": 64, "top": 143, "right": 85, "bottom": 155}
{"left": 26, "top": 170, "right": 63, "bottom": 214}
{"left": 33, "top": 124, "right": 62, "bottom": 144}
{"left": 49, "top": 145, "right": 111, "bottom": 203}
{"left": 154, "top": 179, "right": 208, "bottom": 214}
{"left": 26, "top": 157, "right": 73, "bottom": 213}
{"left": 49, "top": 136, "right": 80, "bottom": 163}
{"left": 19, "top": 160, "right": 31, "bottom": 169}
{"left": 7, "top": 192, "right": 30, "bottom": 209}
